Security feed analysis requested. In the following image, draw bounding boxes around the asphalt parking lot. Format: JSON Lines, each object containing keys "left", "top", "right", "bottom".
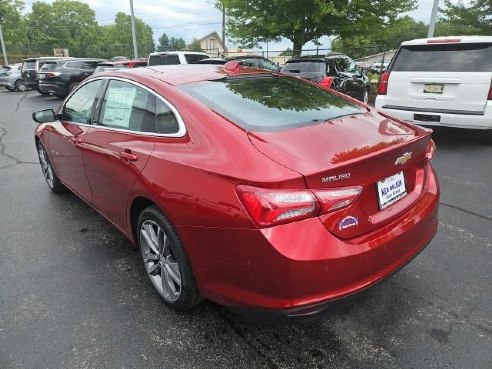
{"left": 0, "top": 89, "right": 490, "bottom": 369}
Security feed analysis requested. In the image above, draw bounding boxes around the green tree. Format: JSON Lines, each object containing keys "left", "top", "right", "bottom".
{"left": 332, "top": 16, "right": 428, "bottom": 59}
{"left": 26, "top": 0, "right": 101, "bottom": 56}
{"left": 0, "top": 0, "right": 27, "bottom": 57}
{"left": 279, "top": 48, "right": 293, "bottom": 56}
{"left": 103, "top": 12, "right": 154, "bottom": 58}
{"left": 187, "top": 38, "right": 203, "bottom": 52}
{"left": 169, "top": 37, "right": 186, "bottom": 50}
{"left": 157, "top": 33, "right": 170, "bottom": 51}
{"left": 217, "top": 0, "right": 416, "bottom": 55}
{"left": 440, "top": 0, "right": 491, "bottom": 35}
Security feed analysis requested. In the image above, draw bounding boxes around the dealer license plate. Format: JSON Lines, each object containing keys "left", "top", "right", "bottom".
{"left": 377, "top": 171, "right": 407, "bottom": 210}
{"left": 423, "top": 83, "right": 443, "bottom": 94}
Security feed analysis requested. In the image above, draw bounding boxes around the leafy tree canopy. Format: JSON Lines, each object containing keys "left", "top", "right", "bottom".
{"left": 441, "top": 0, "right": 491, "bottom": 35}
{"left": 187, "top": 38, "right": 204, "bottom": 52}
{"left": 217, "top": 0, "right": 416, "bottom": 55}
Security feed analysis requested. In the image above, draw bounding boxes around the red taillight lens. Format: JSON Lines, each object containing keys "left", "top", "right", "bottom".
{"left": 378, "top": 71, "right": 390, "bottom": 95}
{"left": 313, "top": 186, "right": 363, "bottom": 214}
{"left": 426, "top": 139, "right": 436, "bottom": 163}
{"left": 237, "top": 185, "right": 319, "bottom": 226}
{"left": 488, "top": 78, "right": 492, "bottom": 100}
{"left": 320, "top": 77, "right": 333, "bottom": 89}
{"left": 46, "top": 72, "right": 60, "bottom": 78}
{"left": 237, "top": 185, "right": 363, "bottom": 227}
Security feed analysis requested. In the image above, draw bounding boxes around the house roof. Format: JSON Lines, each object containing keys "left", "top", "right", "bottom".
{"left": 197, "top": 31, "right": 226, "bottom": 50}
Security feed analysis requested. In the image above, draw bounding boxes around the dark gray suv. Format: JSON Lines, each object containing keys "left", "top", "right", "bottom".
{"left": 282, "top": 53, "right": 370, "bottom": 103}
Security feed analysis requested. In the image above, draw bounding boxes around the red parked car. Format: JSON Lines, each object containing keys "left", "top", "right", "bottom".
{"left": 32, "top": 63, "right": 439, "bottom": 320}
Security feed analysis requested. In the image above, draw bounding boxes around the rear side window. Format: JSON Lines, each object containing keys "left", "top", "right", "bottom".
{"left": 39, "top": 63, "right": 58, "bottom": 72}
{"left": 99, "top": 80, "right": 156, "bottom": 133}
{"left": 62, "top": 80, "right": 103, "bottom": 124}
{"left": 392, "top": 43, "right": 492, "bottom": 72}
{"left": 185, "top": 54, "right": 208, "bottom": 64}
{"left": 0, "top": 67, "right": 10, "bottom": 74}
{"left": 23, "top": 61, "right": 36, "bottom": 70}
{"left": 156, "top": 99, "right": 179, "bottom": 134}
{"left": 282, "top": 61, "right": 325, "bottom": 74}
{"left": 180, "top": 76, "right": 364, "bottom": 131}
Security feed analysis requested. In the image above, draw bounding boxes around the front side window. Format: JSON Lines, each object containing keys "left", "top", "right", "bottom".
{"left": 99, "top": 80, "right": 156, "bottom": 133}
{"left": 180, "top": 76, "right": 364, "bottom": 131}
{"left": 62, "top": 80, "right": 103, "bottom": 123}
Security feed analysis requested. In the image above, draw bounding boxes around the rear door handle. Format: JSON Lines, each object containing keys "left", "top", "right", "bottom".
{"left": 121, "top": 150, "right": 138, "bottom": 162}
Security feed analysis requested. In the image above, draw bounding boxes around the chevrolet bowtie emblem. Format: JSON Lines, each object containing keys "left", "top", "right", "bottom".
{"left": 395, "top": 152, "right": 412, "bottom": 165}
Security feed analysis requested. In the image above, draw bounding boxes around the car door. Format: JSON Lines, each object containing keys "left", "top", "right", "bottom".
{"left": 82, "top": 79, "right": 156, "bottom": 230}
{"left": 49, "top": 79, "right": 104, "bottom": 202}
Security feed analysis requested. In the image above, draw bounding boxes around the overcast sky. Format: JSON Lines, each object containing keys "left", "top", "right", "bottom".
{"left": 22, "top": 0, "right": 458, "bottom": 53}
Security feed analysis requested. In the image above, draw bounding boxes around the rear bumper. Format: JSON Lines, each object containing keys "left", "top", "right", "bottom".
{"left": 177, "top": 166, "right": 440, "bottom": 319}
{"left": 375, "top": 96, "right": 492, "bottom": 130}
{"left": 38, "top": 82, "right": 68, "bottom": 96}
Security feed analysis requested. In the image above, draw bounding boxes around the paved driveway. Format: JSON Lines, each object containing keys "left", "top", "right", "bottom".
{"left": 0, "top": 89, "right": 490, "bottom": 369}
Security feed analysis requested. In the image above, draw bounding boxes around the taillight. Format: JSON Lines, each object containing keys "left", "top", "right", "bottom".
{"left": 46, "top": 72, "right": 61, "bottom": 78}
{"left": 236, "top": 185, "right": 362, "bottom": 227}
{"left": 378, "top": 71, "right": 390, "bottom": 95}
{"left": 426, "top": 139, "right": 436, "bottom": 163}
{"left": 237, "top": 186, "right": 319, "bottom": 226}
{"left": 320, "top": 77, "right": 333, "bottom": 89}
{"left": 313, "top": 186, "right": 362, "bottom": 214}
{"left": 488, "top": 77, "right": 492, "bottom": 100}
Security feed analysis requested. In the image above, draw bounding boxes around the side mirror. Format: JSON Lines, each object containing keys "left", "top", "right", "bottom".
{"left": 32, "top": 109, "right": 56, "bottom": 123}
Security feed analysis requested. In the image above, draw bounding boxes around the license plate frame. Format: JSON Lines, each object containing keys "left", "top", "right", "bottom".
{"left": 423, "top": 83, "right": 444, "bottom": 94}
{"left": 377, "top": 171, "right": 407, "bottom": 210}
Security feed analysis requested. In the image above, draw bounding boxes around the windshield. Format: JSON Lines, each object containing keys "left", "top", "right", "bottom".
{"left": 180, "top": 76, "right": 364, "bottom": 131}
{"left": 392, "top": 43, "right": 492, "bottom": 72}
{"left": 282, "top": 61, "right": 325, "bottom": 74}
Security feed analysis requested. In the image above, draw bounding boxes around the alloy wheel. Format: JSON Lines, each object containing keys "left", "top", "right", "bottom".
{"left": 37, "top": 144, "right": 55, "bottom": 189}
{"left": 140, "top": 220, "right": 182, "bottom": 302}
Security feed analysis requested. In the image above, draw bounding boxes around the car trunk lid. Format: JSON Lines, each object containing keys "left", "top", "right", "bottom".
{"left": 248, "top": 111, "right": 432, "bottom": 238}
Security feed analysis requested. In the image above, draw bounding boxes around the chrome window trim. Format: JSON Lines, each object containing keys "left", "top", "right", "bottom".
{"left": 62, "top": 76, "right": 187, "bottom": 138}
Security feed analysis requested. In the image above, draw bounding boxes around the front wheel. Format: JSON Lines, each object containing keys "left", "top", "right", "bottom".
{"left": 137, "top": 206, "right": 200, "bottom": 310}
{"left": 36, "top": 87, "right": 50, "bottom": 96}
{"left": 15, "top": 79, "right": 27, "bottom": 92}
{"left": 36, "top": 141, "right": 65, "bottom": 193}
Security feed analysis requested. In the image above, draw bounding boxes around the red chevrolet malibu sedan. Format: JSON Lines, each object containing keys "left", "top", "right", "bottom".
{"left": 32, "top": 63, "right": 439, "bottom": 319}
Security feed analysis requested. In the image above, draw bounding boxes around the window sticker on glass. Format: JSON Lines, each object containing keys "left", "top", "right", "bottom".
{"left": 102, "top": 85, "right": 137, "bottom": 128}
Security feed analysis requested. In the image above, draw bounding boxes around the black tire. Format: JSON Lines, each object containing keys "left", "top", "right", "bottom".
{"left": 36, "top": 87, "right": 50, "bottom": 96}
{"left": 14, "top": 79, "right": 27, "bottom": 92}
{"left": 36, "top": 141, "right": 66, "bottom": 194}
{"left": 137, "top": 206, "right": 201, "bottom": 310}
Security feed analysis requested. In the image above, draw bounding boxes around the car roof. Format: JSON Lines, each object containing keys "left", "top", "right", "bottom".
{"left": 95, "top": 64, "right": 273, "bottom": 86}
{"left": 286, "top": 53, "right": 344, "bottom": 63}
{"left": 149, "top": 51, "right": 209, "bottom": 56}
{"left": 402, "top": 35, "right": 492, "bottom": 46}
{"left": 24, "top": 57, "right": 73, "bottom": 62}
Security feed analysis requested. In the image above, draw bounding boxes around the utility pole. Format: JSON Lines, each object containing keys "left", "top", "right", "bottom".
{"left": 428, "top": 0, "right": 440, "bottom": 38}
{"left": 222, "top": 5, "right": 226, "bottom": 53}
{"left": 0, "top": 11, "right": 8, "bottom": 65}
{"left": 129, "top": 0, "right": 138, "bottom": 59}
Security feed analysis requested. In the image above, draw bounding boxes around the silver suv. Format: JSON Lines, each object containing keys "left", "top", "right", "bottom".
{"left": 0, "top": 64, "right": 27, "bottom": 91}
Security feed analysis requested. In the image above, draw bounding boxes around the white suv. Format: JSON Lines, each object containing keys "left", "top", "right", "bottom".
{"left": 148, "top": 51, "right": 210, "bottom": 66}
{"left": 375, "top": 36, "right": 492, "bottom": 132}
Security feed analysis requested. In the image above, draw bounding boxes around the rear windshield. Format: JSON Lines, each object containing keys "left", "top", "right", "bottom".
{"left": 148, "top": 54, "right": 180, "bottom": 66}
{"left": 185, "top": 54, "right": 208, "bottom": 64}
{"left": 180, "top": 76, "right": 364, "bottom": 131}
{"left": 0, "top": 67, "right": 10, "bottom": 74}
{"left": 392, "top": 43, "right": 492, "bottom": 72}
{"left": 282, "top": 61, "right": 325, "bottom": 74}
{"left": 23, "top": 61, "right": 36, "bottom": 70}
